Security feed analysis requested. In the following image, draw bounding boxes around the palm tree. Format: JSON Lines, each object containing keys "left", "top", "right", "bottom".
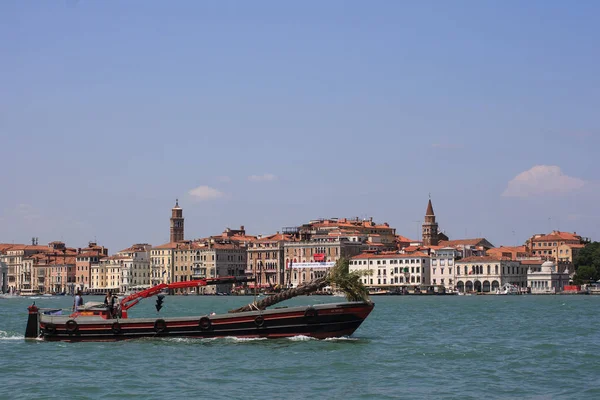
{"left": 229, "top": 258, "right": 371, "bottom": 313}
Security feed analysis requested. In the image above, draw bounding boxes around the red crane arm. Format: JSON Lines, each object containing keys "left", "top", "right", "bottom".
{"left": 119, "top": 276, "right": 254, "bottom": 311}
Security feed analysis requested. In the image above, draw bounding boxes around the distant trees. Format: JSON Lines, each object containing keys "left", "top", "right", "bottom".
{"left": 573, "top": 242, "right": 600, "bottom": 284}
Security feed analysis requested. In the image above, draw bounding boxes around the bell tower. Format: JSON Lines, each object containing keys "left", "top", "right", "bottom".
{"left": 170, "top": 199, "right": 184, "bottom": 243}
{"left": 422, "top": 196, "right": 439, "bottom": 246}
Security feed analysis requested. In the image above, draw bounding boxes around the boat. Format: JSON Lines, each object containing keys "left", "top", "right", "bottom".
{"left": 495, "top": 283, "right": 520, "bottom": 295}
{"left": 25, "top": 276, "right": 374, "bottom": 342}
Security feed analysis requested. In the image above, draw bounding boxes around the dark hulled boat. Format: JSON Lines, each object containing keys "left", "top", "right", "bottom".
{"left": 25, "top": 277, "right": 374, "bottom": 342}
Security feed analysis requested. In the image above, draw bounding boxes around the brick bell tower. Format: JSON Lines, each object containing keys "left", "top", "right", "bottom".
{"left": 422, "top": 196, "right": 439, "bottom": 246}
{"left": 170, "top": 199, "right": 184, "bottom": 242}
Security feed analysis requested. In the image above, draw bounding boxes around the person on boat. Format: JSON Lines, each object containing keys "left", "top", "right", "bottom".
{"left": 73, "top": 290, "right": 84, "bottom": 312}
{"left": 104, "top": 291, "right": 116, "bottom": 318}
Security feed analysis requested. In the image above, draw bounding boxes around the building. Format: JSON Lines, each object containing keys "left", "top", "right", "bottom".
{"left": 170, "top": 199, "right": 185, "bottom": 243}
{"left": 455, "top": 256, "right": 525, "bottom": 293}
{"left": 116, "top": 244, "right": 152, "bottom": 293}
{"left": 486, "top": 246, "right": 529, "bottom": 260}
{"left": 527, "top": 260, "right": 570, "bottom": 294}
{"left": 151, "top": 242, "right": 178, "bottom": 285}
{"left": 349, "top": 251, "right": 431, "bottom": 289}
{"left": 297, "top": 217, "right": 397, "bottom": 250}
{"left": 526, "top": 231, "right": 588, "bottom": 261}
{"left": 74, "top": 242, "right": 108, "bottom": 292}
{"left": 1, "top": 243, "right": 51, "bottom": 294}
{"left": 247, "top": 233, "right": 292, "bottom": 290}
{"left": 189, "top": 240, "right": 248, "bottom": 294}
{"left": 75, "top": 252, "right": 102, "bottom": 292}
{"left": 438, "top": 238, "right": 495, "bottom": 257}
{"left": 422, "top": 199, "right": 439, "bottom": 246}
{"left": 150, "top": 200, "right": 187, "bottom": 286}
{"left": 285, "top": 231, "right": 366, "bottom": 288}
{"left": 556, "top": 243, "right": 586, "bottom": 263}
{"left": 430, "top": 247, "right": 460, "bottom": 290}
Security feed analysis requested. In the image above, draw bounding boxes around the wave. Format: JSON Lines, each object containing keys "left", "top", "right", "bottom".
{"left": 0, "top": 330, "right": 24, "bottom": 340}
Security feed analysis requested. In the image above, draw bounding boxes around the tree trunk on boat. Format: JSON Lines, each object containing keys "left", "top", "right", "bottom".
{"left": 228, "top": 278, "right": 328, "bottom": 313}
{"left": 228, "top": 258, "right": 371, "bottom": 313}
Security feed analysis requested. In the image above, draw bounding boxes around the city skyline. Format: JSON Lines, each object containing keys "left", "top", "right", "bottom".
{"left": 2, "top": 1, "right": 599, "bottom": 251}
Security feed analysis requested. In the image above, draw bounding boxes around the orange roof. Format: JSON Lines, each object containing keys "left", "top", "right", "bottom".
{"left": 352, "top": 251, "right": 429, "bottom": 260}
{"left": 520, "top": 259, "right": 544, "bottom": 265}
{"left": 77, "top": 251, "right": 102, "bottom": 258}
{"left": 532, "top": 231, "right": 581, "bottom": 242}
{"left": 5, "top": 244, "right": 51, "bottom": 252}
{"left": 458, "top": 256, "right": 511, "bottom": 263}
{"left": 395, "top": 235, "right": 413, "bottom": 242}
{"left": 0, "top": 244, "right": 14, "bottom": 253}
{"left": 255, "top": 233, "right": 294, "bottom": 243}
{"left": 152, "top": 242, "right": 180, "bottom": 250}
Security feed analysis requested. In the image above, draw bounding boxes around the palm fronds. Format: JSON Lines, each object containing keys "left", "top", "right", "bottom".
{"left": 229, "top": 257, "right": 371, "bottom": 313}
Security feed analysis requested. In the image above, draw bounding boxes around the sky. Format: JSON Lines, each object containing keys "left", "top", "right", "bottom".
{"left": 1, "top": 0, "right": 599, "bottom": 252}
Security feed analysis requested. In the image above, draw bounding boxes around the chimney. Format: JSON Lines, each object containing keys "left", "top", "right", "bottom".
{"left": 240, "top": 225, "right": 244, "bottom": 231}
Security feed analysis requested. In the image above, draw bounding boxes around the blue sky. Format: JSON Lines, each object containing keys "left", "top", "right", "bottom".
{"left": 1, "top": 0, "right": 599, "bottom": 252}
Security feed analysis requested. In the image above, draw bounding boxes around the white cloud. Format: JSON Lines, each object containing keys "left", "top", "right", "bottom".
{"left": 188, "top": 185, "right": 224, "bottom": 200}
{"left": 502, "top": 165, "right": 586, "bottom": 198}
{"left": 248, "top": 173, "right": 277, "bottom": 182}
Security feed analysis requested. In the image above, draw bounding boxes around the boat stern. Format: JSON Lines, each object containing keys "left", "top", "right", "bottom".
{"left": 25, "top": 303, "right": 40, "bottom": 339}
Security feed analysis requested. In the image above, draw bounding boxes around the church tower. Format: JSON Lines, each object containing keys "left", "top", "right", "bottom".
{"left": 170, "top": 199, "right": 184, "bottom": 243}
{"left": 422, "top": 197, "right": 439, "bottom": 246}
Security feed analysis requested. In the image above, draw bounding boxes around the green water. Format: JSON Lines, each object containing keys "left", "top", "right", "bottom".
{"left": 1, "top": 295, "right": 599, "bottom": 399}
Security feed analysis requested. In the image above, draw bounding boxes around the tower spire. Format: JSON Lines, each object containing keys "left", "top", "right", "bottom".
{"left": 422, "top": 197, "right": 439, "bottom": 246}
{"left": 170, "top": 200, "right": 184, "bottom": 242}
{"left": 426, "top": 198, "right": 435, "bottom": 216}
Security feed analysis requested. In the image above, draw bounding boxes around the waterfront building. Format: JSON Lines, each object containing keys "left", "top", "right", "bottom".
{"left": 95, "top": 255, "right": 127, "bottom": 293}
{"left": 116, "top": 244, "right": 152, "bottom": 293}
{"left": 1, "top": 242, "right": 50, "bottom": 294}
{"left": 349, "top": 251, "right": 431, "bottom": 288}
{"left": 486, "top": 246, "right": 529, "bottom": 260}
{"left": 437, "top": 238, "right": 494, "bottom": 258}
{"left": 247, "top": 233, "right": 292, "bottom": 290}
{"left": 150, "top": 242, "right": 178, "bottom": 286}
{"left": 75, "top": 242, "right": 108, "bottom": 292}
{"left": 454, "top": 256, "right": 525, "bottom": 293}
{"left": 150, "top": 200, "right": 187, "bottom": 286}
{"left": 556, "top": 243, "right": 586, "bottom": 263}
{"left": 527, "top": 260, "right": 570, "bottom": 294}
{"left": 75, "top": 252, "right": 102, "bottom": 292}
{"left": 298, "top": 217, "right": 397, "bottom": 250}
{"left": 189, "top": 239, "right": 248, "bottom": 294}
{"left": 284, "top": 231, "right": 366, "bottom": 288}
{"left": 526, "top": 231, "right": 588, "bottom": 261}
{"left": 430, "top": 247, "right": 460, "bottom": 291}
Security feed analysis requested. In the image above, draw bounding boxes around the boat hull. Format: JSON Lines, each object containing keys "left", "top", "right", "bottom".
{"left": 32, "top": 302, "right": 374, "bottom": 342}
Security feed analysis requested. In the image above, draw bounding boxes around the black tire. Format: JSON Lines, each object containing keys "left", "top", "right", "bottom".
{"left": 304, "top": 307, "right": 318, "bottom": 322}
{"left": 199, "top": 316, "right": 212, "bottom": 330}
{"left": 65, "top": 319, "right": 78, "bottom": 333}
{"left": 44, "top": 323, "right": 56, "bottom": 335}
{"left": 154, "top": 319, "right": 167, "bottom": 333}
{"left": 112, "top": 322, "right": 122, "bottom": 334}
{"left": 254, "top": 315, "right": 265, "bottom": 328}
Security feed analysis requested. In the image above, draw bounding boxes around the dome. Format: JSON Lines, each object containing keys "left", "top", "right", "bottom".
{"left": 541, "top": 260, "right": 555, "bottom": 272}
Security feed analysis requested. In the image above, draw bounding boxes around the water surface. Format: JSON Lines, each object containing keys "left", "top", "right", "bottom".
{"left": 1, "top": 295, "right": 599, "bottom": 399}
